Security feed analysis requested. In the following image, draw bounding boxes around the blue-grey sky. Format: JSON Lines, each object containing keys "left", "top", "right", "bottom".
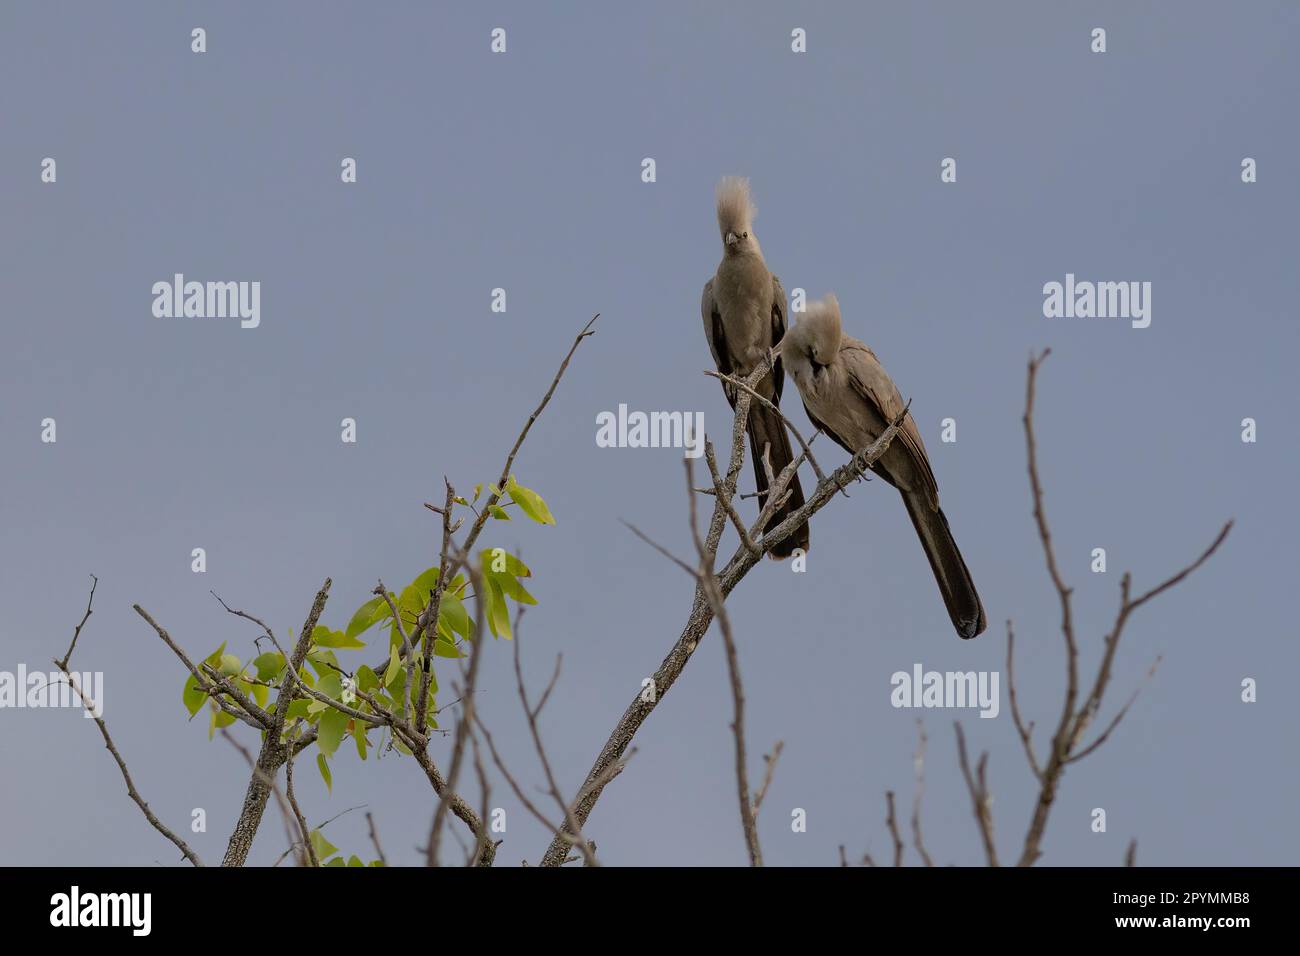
{"left": 2, "top": 1, "right": 1296, "bottom": 866}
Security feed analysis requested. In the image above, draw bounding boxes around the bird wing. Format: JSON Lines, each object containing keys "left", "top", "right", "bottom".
{"left": 701, "top": 278, "right": 737, "bottom": 408}
{"left": 769, "top": 273, "right": 787, "bottom": 406}
{"left": 841, "top": 339, "right": 939, "bottom": 507}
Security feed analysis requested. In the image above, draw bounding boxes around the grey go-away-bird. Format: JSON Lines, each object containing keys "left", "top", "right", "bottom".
{"left": 782, "top": 294, "right": 987, "bottom": 639}
{"left": 701, "top": 177, "right": 809, "bottom": 559}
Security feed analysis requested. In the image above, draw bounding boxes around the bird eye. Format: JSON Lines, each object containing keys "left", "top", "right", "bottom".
{"left": 742, "top": 232, "right": 748, "bottom": 239}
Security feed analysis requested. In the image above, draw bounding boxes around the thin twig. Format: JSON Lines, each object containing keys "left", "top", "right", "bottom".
{"left": 1005, "top": 621, "right": 1042, "bottom": 781}
{"left": 56, "top": 573, "right": 97, "bottom": 670}
{"left": 512, "top": 608, "right": 599, "bottom": 867}
{"left": 751, "top": 741, "right": 784, "bottom": 820}
{"left": 705, "top": 368, "right": 826, "bottom": 482}
{"left": 885, "top": 791, "right": 904, "bottom": 867}
{"left": 685, "top": 457, "right": 761, "bottom": 867}
{"left": 283, "top": 744, "right": 318, "bottom": 867}
{"left": 427, "top": 555, "right": 490, "bottom": 866}
{"left": 910, "top": 721, "right": 935, "bottom": 867}
{"left": 366, "top": 812, "right": 387, "bottom": 866}
{"left": 60, "top": 578, "right": 202, "bottom": 866}
{"left": 955, "top": 723, "right": 998, "bottom": 867}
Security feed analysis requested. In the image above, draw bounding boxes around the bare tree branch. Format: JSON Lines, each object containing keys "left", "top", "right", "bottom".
{"left": 510, "top": 609, "right": 599, "bottom": 866}
{"left": 221, "top": 729, "right": 303, "bottom": 867}
{"left": 885, "top": 791, "right": 904, "bottom": 867}
{"left": 705, "top": 369, "right": 826, "bottom": 483}
{"left": 283, "top": 743, "right": 318, "bottom": 867}
{"left": 910, "top": 721, "right": 935, "bottom": 867}
{"left": 220, "top": 578, "right": 331, "bottom": 867}
{"left": 542, "top": 351, "right": 907, "bottom": 866}
{"left": 1013, "top": 351, "right": 1231, "bottom": 866}
{"left": 1005, "top": 621, "right": 1042, "bottom": 782}
{"left": 366, "top": 812, "right": 387, "bottom": 867}
{"left": 685, "top": 457, "right": 762, "bottom": 866}
{"left": 705, "top": 440, "right": 760, "bottom": 556}
{"left": 59, "top": 578, "right": 202, "bottom": 867}
{"left": 55, "top": 573, "right": 97, "bottom": 670}
{"left": 752, "top": 741, "right": 784, "bottom": 821}
{"left": 955, "top": 723, "right": 998, "bottom": 867}
{"left": 427, "top": 554, "right": 491, "bottom": 866}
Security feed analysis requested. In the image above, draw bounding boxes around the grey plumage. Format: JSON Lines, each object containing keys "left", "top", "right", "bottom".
{"left": 702, "top": 178, "right": 809, "bottom": 559}
{"left": 783, "top": 294, "right": 986, "bottom": 639}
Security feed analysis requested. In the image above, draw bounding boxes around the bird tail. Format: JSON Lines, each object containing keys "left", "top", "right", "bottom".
{"left": 900, "top": 493, "right": 986, "bottom": 639}
{"left": 747, "top": 406, "right": 809, "bottom": 559}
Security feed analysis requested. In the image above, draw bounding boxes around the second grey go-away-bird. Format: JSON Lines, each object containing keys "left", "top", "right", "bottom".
{"left": 782, "top": 294, "right": 987, "bottom": 639}
{"left": 701, "top": 177, "right": 809, "bottom": 559}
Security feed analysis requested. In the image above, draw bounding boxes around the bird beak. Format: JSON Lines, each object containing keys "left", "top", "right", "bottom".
{"left": 725, "top": 232, "right": 739, "bottom": 247}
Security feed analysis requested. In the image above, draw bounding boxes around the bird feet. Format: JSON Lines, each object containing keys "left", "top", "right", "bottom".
{"left": 847, "top": 447, "right": 878, "bottom": 478}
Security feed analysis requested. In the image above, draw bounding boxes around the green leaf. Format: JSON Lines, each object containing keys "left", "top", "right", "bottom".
{"left": 239, "top": 677, "right": 269, "bottom": 708}
{"left": 479, "top": 548, "right": 531, "bottom": 578}
{"left": 438, "top": 593, "right": 472, "bottom": 639}
{"left": 183, "top": 674, "right": 206, "bottom": 717}
{"left": 306, "top": 649, "right": 339, "bottom": 679}
{"left": 317, "top": 707, "right": 348, "bottom": 757}
{"left": 472, "top": 483, "right": 483, "bottom": 502}
{"left": 345, "top": 596, "right": 388, "bottom": 639}
{"left": 310, "top": 829, "right": 338, "bottom": 862}
{"left": 492, "top": 572, "right": 537, "bottom": 606}
{"left": 356, "top": 664, "right": 379, "bottom": 693}
{"left": 488, "top": 505, "right": 511, "bottom": 520}
{"left": 411, "top": 566, "right": 440, "bottom": 596}
{"left": 324, "top": 857, "right": 346, "bottom": 867}
{"left": 285, "top": 698, "right": 313, "bottom": 721}
{"left": 484, "top": 577, "right": 511, "bottom": 639}
{"left": 316, "top": 753, "right": 332, "bottom": 793}
{"left": 347, "top": 855, "right": 365, "bottom": 867}
{"left": 313, "top": 625, "right": 365, "bottom": 649}
{"left": 252, "top": 652, "right": 286, "bottom": 682}
{"left": 203, "top": 641, "right": 228, "bottom": 668}
{"left": 208, "top": 703, "right": 236, "bottom": 740}
{"left": 506, "top": 475, "right": 556, "bottom": 525}
{"left": 389, "top": 568, "right": 439, "bottom": 640}
{"left": 433, "top": 639, "right": 462, "bottom": 659}
{"left": 354, "top": 722, "right": 368, "bottom": 760}
{"left": 317, "top": 672, "right": 343, "bottom": 700}
{"left": 384, "top": 645, "right": 403, "bottom": 689}
{"left": 368, "top": 859, "right": 385, "bottom": 867}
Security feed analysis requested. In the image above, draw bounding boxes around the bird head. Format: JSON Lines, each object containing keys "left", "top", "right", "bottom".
{"left": 716, "top": 176, "right": 757, "bottom": 254}
{"left": 785, "top": 294, "right": 844, "bottom": 378}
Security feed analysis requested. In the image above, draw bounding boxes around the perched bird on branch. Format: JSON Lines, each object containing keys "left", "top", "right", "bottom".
{"left": 701, "top": 177, "right": 809, "bottom": 559}
{"left": 782, "top": 294, "right": 986, "bottom": 639}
